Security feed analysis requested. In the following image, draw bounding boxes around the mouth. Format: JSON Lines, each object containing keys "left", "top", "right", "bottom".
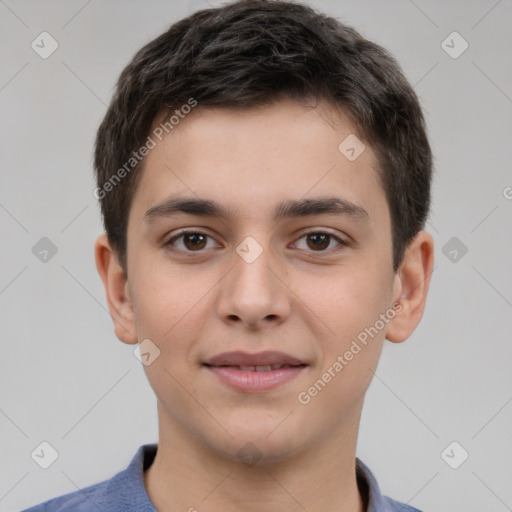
{"left": 203, "top": 351, "right": 307, "bottom": 392}
{"left": 208, "top": 363, "right": 304, "bottom": 372}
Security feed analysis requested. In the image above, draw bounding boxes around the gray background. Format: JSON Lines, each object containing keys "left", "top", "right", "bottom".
{"left": 1, "top": 0, "right": 511, "bottom": 510}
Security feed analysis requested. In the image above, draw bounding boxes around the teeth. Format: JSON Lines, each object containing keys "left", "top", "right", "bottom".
{"left": 235, "top": 364, "right": 297, "bottom": 371}
{"left": 255, "top": 365, "right": 272, "bottom": 372}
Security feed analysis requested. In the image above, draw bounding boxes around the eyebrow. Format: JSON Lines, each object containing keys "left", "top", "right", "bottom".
{"left": 144, "top": 196, "right": 369, "bottom": 223}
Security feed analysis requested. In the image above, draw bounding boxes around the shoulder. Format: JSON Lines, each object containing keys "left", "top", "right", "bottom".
{"left": 21, "top": 444, "right": 157, "bottom": 512}
{"left": 382, "top": 495, "right": 423, "bottom": 512}
{"left": 21, "top": 479, "right": 109, "bottom": 512}
{"left": 355, "top": 458, "right": 423, "bottom": 512}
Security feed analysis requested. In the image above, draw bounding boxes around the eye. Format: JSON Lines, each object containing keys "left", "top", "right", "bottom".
{"left": 292, "top": 231, "right": 346, "bottom": 252}
{"left": 165, "top": 230, "right": 219, "bottom": 252}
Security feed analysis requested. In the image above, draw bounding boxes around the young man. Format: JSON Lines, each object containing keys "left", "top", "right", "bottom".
{"left": 24, "top": 0, "right": 434, "bottom": 510}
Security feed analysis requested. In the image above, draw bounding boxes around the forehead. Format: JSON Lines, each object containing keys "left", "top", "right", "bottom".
{"left": 129, "top": 99, "right": 387, "bottom": 227}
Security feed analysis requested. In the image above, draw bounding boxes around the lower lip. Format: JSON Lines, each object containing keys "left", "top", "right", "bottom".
{"left": 205, "top": 365, "right": 306, "bottom": 392}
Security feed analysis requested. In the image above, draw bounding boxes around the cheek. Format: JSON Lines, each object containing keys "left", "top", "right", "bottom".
{"left": 300, "top": 264, "right": 393, "bottom": 338}
{"left": 128, "top": 269, "right": 183, "bottom": 348}
{"left": 128, "top": 261, "right": 218, "bottom": 363}
{"left": 295, "top": 271, "right": 390, "bottom": 425}
{"left": 301, "top": 265, "right": 392, "bottom": 394}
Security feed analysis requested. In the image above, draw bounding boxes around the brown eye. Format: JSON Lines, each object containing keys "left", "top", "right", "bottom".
{"left": 182, "top": 233, "right": 207, "bottom": 251}
{"left": 293, "top": 231, "right": 346, "bottom": 253}
{"left": 166, "top": 231, "right": 217, "bottom": 252}
{"left": 306, "top": 233, "right": 330, "bottom": 251}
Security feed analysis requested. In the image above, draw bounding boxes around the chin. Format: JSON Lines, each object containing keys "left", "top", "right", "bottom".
{"left": 205, "top": 414, "right": 307, "bottom": 466}
{"left": 211, "top": 437, "right": 301, "bottom": 467}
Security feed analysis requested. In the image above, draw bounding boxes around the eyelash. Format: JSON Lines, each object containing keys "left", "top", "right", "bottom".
{"left": 164, "top": 229, "right": 348, "bottom": 255}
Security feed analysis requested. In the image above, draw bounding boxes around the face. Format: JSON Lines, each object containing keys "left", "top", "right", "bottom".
{"left": 116, "top": 99, "right": 403, "bottom": 462}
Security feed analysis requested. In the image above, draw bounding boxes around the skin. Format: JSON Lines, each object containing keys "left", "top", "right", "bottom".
{"left": 95, "top": 98, "right": 434, "bottom": 512}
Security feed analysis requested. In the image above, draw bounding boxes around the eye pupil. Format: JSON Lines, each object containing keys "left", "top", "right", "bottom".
{"left": 185, "top": 233, "right": 207, "bottom": 250}
{"left": 307, "top": 233, "right": 329, "bottom": 250}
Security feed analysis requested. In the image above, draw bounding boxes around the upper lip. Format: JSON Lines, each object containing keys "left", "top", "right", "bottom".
{"left": 204, "top": 351, "right": 306, "bottom": 367}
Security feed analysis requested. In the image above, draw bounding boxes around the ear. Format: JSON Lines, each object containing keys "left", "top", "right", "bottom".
{"left": 386, "top": 231, "right": 434, "bottom": 343}
{"left": 94, "top": 234, "right": 138, "bottom": 345}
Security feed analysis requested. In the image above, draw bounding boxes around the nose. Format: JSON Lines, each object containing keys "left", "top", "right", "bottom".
{"left": 215, "top": 240, "right": 291, "bottom": 330}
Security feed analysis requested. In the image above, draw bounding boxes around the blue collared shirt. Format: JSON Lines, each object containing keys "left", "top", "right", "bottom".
{"left": 22, "top": 444, "right": 422, "bottom": 511}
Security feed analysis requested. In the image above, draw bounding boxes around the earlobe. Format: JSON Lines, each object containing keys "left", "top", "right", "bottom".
{"left": 94, "top": 234, "right": 138, "bottom": 345}
{"left": 386, "top": 231, "right": 434, "bottom": 343}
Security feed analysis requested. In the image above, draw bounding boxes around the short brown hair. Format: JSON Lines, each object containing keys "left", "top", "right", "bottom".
{"left": 94, "top": 0, "right": 432, "bottom": 272}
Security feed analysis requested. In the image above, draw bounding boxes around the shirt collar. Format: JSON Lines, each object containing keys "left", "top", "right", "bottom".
{"left": 356, "top": 457, "right": 403, "bottom": 512}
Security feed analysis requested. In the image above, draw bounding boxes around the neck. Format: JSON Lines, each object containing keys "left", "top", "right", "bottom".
{"left": 144, "top": 405, "right": 366, "bottom": 512}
